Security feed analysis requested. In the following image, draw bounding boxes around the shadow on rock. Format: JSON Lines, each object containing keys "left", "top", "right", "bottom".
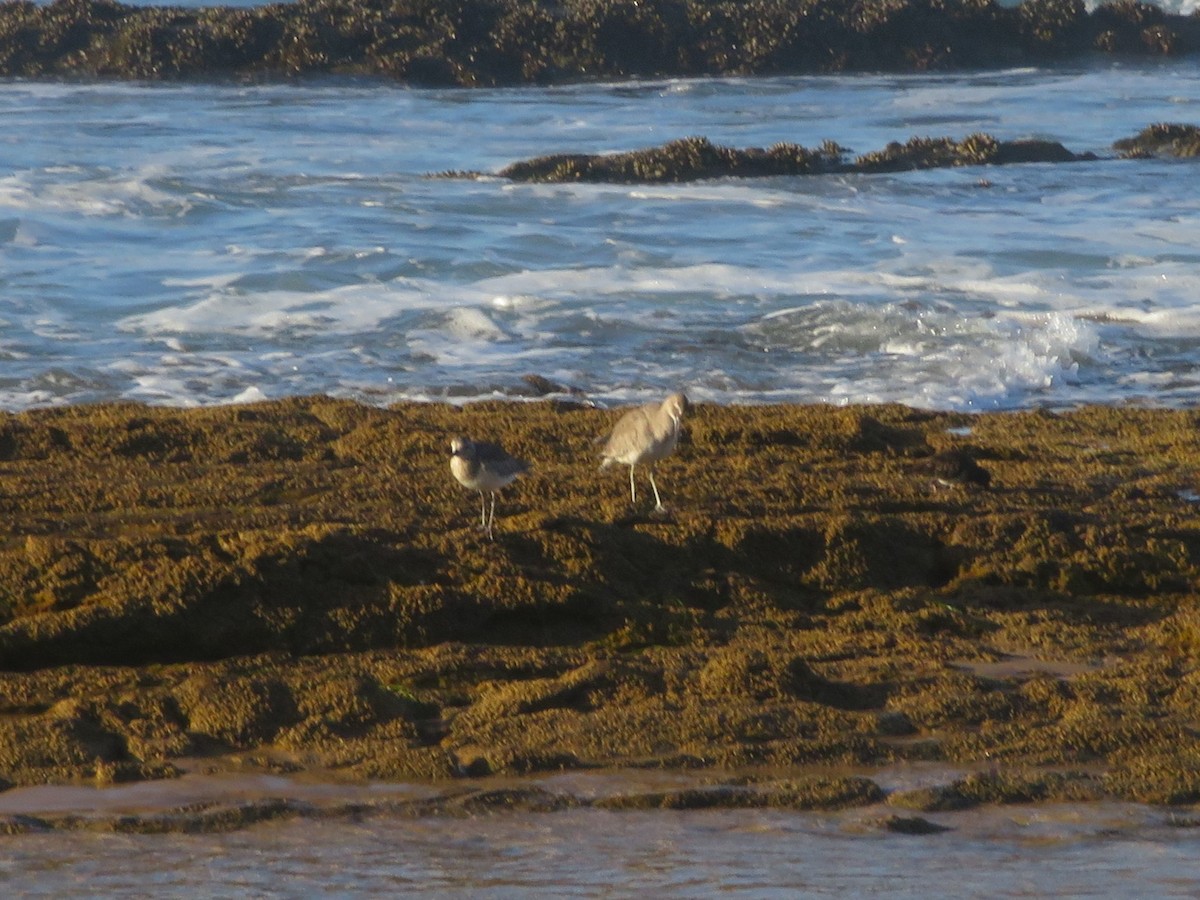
{"left": 0, "top": 529, "right": 447, "bottom": 670}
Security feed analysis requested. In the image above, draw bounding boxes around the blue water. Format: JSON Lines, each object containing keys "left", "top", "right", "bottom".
{"left": 3, "top": 62, "right": 1200, "bottom": 411}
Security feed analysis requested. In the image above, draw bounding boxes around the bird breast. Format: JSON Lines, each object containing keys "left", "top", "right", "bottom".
{"left": 450, "top": 453, "right": 481, "bottom": 489}
{"left": 452, "top": 452, "right": 525, "bottom": 492}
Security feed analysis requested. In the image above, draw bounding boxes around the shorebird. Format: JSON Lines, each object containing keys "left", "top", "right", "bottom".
{"left": 919, "top": 447, "right": 992, "bottom": 490}
{"left": 449, "top": 436, "right": 530, "bottom": 539}
{"left": 598, "top": 392, "right": 689, "bottom": 513}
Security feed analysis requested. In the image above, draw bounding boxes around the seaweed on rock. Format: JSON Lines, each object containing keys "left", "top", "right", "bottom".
{"left": 0, "top": 399, "right": 1198, "bottom": 801}
{"left": 1, "top": 0, "right": 1198, "bottom": 83}
{"left": 483, "top": 131, "right": 1091, "bottom": 183}
{"left": 1114, "top": 122, "right": 1200, "bottom": 158}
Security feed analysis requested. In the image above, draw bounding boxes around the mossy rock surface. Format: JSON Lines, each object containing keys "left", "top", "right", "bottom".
{"left": 484, "top": 132, "right": 1095, "bottom": 184}
{"left": 460, "top": 123, "right": 1200, "bottom": 185}
{"left": 1114, "top": 123, "right": 1200, "bottom": 158}
{"left": 2, "top": 0, "right": 1199, "bottom": 84}
{"left": 0, "top": 397, "right": 1198, "bottom": 802}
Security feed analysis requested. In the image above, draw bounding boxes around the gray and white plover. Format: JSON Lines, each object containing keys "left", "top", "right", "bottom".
{"left": 919, "top": 447, "right": 992, "bottom": 490}
{"left": 449, "top": 436, "right": 530, "bottom": 539}
{"left": 597, "top": 392, "right": 689, "bottom": 513}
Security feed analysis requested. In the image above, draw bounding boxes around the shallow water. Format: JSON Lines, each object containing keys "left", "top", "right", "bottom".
{"left": 0, "top": 770, "right": 1197, "bottom": 896}
{"left": 4, "top": 62, "right": 1200, "bottom": 410}
{"left": 3, "top": 804, "right": 1200, "bottom": 898}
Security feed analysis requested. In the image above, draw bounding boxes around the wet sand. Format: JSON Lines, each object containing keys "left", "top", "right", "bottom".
{"left": 1, "top": 397, "right": 1200, "bottom": 829}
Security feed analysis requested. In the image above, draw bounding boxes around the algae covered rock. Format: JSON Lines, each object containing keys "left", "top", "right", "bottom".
{"left": 1, "top": 0, "right": 1198, "bottom": 83}
{"left": 0, "top": 398, "right": 1197, "bottom": 796}
{"left": 486, "top": 131, "right": 1091, "bottom": 184}
{"left": 498, "top": 137, "right": 845, "bottom": 184}
{"left": 1114, "top": 123, "right": 1200, "bottom": 158}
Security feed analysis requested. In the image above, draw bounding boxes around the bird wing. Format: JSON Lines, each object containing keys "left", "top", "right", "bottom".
{"left": 475, "top": 441, "right": 530, "bottom": 476}
{"left": 599, "top": 406, "right": 656, "bottom": 463}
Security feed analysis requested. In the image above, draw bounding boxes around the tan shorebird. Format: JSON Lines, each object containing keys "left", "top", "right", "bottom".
{"left": 597, "top": 392, "right": 689, "bottom": 513}
{"left": 450, "top": 436, "right": 530, "bottom": 539}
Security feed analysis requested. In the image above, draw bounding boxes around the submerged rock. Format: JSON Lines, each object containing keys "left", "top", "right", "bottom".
{"left": 880, "top": 814, "right": 952, "bottom": 835}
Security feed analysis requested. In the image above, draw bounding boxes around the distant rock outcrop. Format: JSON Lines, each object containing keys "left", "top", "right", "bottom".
{"left": 0, "top": 0, "right": 1197, "bottom": 84}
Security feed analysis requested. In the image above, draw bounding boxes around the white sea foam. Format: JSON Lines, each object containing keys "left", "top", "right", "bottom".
{"left": 992, "top": 0, "right": 1200, "bottom": 13}
{"left": 0, "top": 167, "right": 193, "bottom": 219}
{"left": 748, "top": 300, "right": 1101, "bottom": 410}
{"left": 230, "top": 386, "right": 269, "bottom": 404}
{"left": 119, "top": 281, "right": 436, "bottom": 338}
{"left": 5, "top": 66, "right": 1200, "bottom": 410}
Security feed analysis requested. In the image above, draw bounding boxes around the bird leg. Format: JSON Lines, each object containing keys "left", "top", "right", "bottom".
{"left": 486, "top": 492, "right": 498, "bottom": 540}
{"left": 648, "top": 468, "right": 665, "bottom": 512}
{"left": 477, "top": 491, "right": 488, "bottom": 531}
{"left": 628, "top": 465, "right": 637, "bottom": 505}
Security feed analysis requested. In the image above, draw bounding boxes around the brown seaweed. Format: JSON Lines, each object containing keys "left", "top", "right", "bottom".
{"left": 0, "top": 398, "right": 1197, "bottom": 808}
{"left": 1, "top": 0, "right": 1197, "bottom": 85}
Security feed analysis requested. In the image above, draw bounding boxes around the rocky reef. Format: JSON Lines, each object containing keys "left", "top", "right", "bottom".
{"left": 449, "top": 124, "right": 1200, "bottom": 184}
{"left": 1, "top": 0, "right": 1198, "bottom": 84}
{"left": 1, "top": 397, "right": 1199, "bottom": 818}
{"left": 484, "top": 133, "right": 1093, "bottom": 184}
{"left": 1114, "top": 122, "right": 1200, "bottom": 157}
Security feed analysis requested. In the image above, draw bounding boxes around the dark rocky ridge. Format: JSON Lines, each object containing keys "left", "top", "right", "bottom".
{"left": 437, "top": 124, "right": 1199, "bottom": 184}
{"left": 486, "top": 133, "right": 1094, "bottom": 183}
{"left": 1, "top": 0, "right": 1198, "bottom": 84}
{"left": 1114, "top": 121, "right": 1200, "bottom": 157}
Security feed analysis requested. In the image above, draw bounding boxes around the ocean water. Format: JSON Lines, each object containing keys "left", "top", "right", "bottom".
{"left": 3, "top": 804, "right": 1200, "bottom": 898}
{"left": 3, "top": 62, "right": 1200, "bottom": 412}
{"left": 0, "top": 770, "right": 1197, "bottom": 896}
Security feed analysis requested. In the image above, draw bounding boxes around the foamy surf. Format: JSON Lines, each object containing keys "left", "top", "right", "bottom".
{"left": 3, "top": 64, "right": 1200, "bottom": 410}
